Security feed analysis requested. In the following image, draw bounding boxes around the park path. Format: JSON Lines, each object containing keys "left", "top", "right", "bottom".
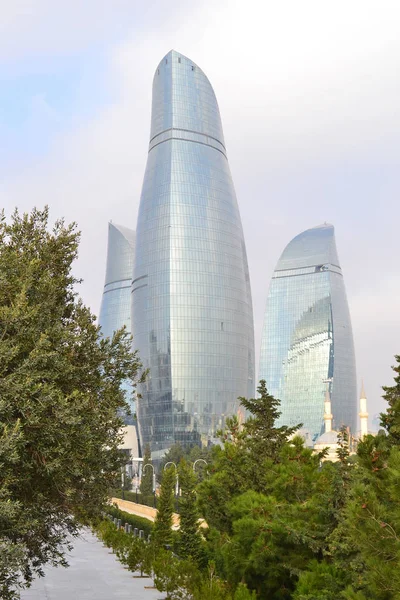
{"left": 20, "top": 528, "right": 165, "bottom": 600}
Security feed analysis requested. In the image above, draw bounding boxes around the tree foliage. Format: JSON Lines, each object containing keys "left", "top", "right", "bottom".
{"left": 0, "top": 208, "right": 143, "bottom": 596}
{"left": 381, "top": 354, "right": 400, "bottom": 444}
{"left": 240, "top": 379, "right": 301, "bottom": 462}
{"left": 198, "top": 381, "right": 302, "bottom": 534}
{"left": 159, "top": 442, "right": 212, "bottom": 483}
{"left": 178, "top": 460, "right": 204, "bottom": 563}
{"left": 140, "top": 443, "right": 154, "bottom": 495}
{"left": 153, "top": 466, "right": 176, "bottom": 548}
{"left": 94, "top": 359, "right": 400, "bottom": 599}
{"left": 197, "top": 377, "right": 400, "bottom": 599}
{"left": 153, "top": 548, "right": 198, "bottom": 600}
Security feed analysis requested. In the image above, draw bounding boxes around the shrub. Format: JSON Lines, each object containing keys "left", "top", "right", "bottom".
{"left": 234, "top": 583, "right": 257, "bottom": 600}
{"left": 153, "top": 548, "right": 199, "bottom": 599}
{"left": 119, "top": 536, "right": 153, "bottom": 577}
{"left": 96, "top": 520, "right": 130, "bottom": 554}
{"left": 104, "top": 504, "right": 153, "bottom": 537}
{"left": 192, "top": 562, "right": 233, "bottom": 600}
{"left": 110, "top": 488, "right": 157, "bottom": 508}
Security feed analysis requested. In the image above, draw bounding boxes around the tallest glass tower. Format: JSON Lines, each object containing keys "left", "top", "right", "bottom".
{"left": 132, "top": 50, "right": 254, "bottom": 458}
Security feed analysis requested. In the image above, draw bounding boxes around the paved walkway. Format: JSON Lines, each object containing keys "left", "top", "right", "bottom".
{"left": 20, "top": 529, "right": 165, "bottom": 600}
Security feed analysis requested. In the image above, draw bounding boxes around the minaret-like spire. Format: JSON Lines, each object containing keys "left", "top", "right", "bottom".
{"left": 359, "top": 380, "right": 368, "bottom": 438}
{"left": 324, "top": 389, "right": 333, "bottom": 433}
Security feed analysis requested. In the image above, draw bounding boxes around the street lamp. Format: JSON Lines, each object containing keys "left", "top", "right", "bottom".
{"left": 164, "top": 461, "right": 179, "bottom": 497}
{"left": 121, "top": 466, "right": 125, "bottom": 500}
{"left": 121, "top": 458, "right": 133, "bottom": 500}
{"left": 193, "top": 458, "right": 208, "bottom": 473}
{"left": 135, "top": 472, "right": 139, "bottom": 504}
{"left": 143, "top": 463, "right": 156, "bottom": 508}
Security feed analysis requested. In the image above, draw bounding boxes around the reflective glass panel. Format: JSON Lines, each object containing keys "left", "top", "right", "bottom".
{"left": 133, "top": 51, "right": 255, "bottom": 458}
{"left": 259, "top": 224, "right": 357, "bottom": 440}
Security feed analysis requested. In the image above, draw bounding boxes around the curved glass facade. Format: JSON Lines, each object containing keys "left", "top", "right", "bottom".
{"left": 132, "top": 50, "right": 254, "bottom": 458}
{"left": 259, "top": 224, "right": 357, "bottom": 440}
{"left": 99, "top": 222, "right": 136, "bottom": 421}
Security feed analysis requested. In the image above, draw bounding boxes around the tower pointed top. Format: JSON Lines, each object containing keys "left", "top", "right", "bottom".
{"left": 360, "top": 380, "right": 367, "bottom": 400}
{"left": 277, "top": 222, "right": 339, "bottom": 271}
{"left": 151, "top": 49, "right": 224, "bottom": 148}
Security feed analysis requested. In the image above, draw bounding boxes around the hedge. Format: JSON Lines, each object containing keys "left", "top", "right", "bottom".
{"left": 110, "top": 488, "right": 158, "bottom": 508}
{"left": 104, "top": 504, "right": 154, "bottom": 537}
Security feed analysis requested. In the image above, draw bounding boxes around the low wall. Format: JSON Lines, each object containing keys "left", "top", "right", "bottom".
{"left": 110, "top": 497, "right": 180, "bottom": 529}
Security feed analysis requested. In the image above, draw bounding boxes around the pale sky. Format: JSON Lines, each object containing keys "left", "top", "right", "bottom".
{"left": 2, "top": 0, "right": 400, "bottom": 423}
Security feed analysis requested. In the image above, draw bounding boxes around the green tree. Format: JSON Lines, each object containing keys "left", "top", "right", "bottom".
{"left": 189, "top": 445, "right": 210, "bottom": 482}
{"left": 198, "top": 382, "right": 301, "bottom": 533}
{"left": 336, "top": 426, "right": 351, "bottom": 464}
{"left": 0, "top": 208, "right": 143, "bottom": 598}
{"left": 140, "top": 444, "right": 154, "bottom": 495}
{"left": 234, "top": 583, "right": 257, "bottom": 600}
{"left": 294, "top": 414, "right": 400, "bottom": 599}
{"left": 201, "top": 427, "right": 343, "bottom": 597}
{"left": 120, "top": 535, "right": 152, "bottom": 577}
{"left": 240, "top": 379, "right": 300, "bottom": 464}
{"left": 381, "top": 354, "right": 400, "bottom": 444}
{"left": 153, "top": 466, "right": 176, "bottom": 548}
{"left": 178, "top": 460, "right": 203, "bottom": 563}
{"left": 0, "top": 541, "right": 26, "bottom": 600}
{"left": 192, "top": 562, "right": 232, "bottom": 600}
{"left": 338, "top": 442, "right": 400, "bottom": 598}
{"left": 159, "top": 443, "right": 213, "bottom": 483}
{"left": 220, "top": 468, "right": 324, "bottom": 598}
{"left": 197, "top": 416, "right": 251, "bottom": 532}
{"left": 96, "top": 520, "right": 129, "bottom": 555}
{"left": 293, "top": 560, "right": 348, "bottom": 600}
{"left": 159, "top": 443, "right": 186, "bottom": 478}
{"left": 153, "top": 547, "right": 199, "bottom": 599}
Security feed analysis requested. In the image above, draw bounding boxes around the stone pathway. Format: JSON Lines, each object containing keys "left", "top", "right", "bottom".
{"left": 20, "top": 528, "right": 165, "bottom": 600}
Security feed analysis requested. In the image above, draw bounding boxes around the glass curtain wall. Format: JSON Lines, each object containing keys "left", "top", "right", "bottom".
{"left": 259, "top": 224, "right": 357, "bottom": 440}
{"left": 132, "top": 50, "right": 255, "bottom": 459}
{"left": 98, "top": 222, "right": 136, "bottom": 421}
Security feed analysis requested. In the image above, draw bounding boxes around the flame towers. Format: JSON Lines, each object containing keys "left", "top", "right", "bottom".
{"left": 132, "top": 50, "right": 254, "bottom": 458}
{"left": 98, "top": 222, "right": 136, "bottom": 421}
{"left": 259, "top": 224, "right": 357, "bottom": 440}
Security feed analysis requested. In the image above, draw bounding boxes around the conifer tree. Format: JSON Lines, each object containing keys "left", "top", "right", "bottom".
{"left": 240, "top": 379, "right": 300, "bottom": 462}
{"left": 153, "top": 466, "right": 175, "bottom": 548}
{"left": 381, "top": 354, "right": 400, "bottom": 444}
{"left": 159, "top": 443, "right": 185, "bottom": 476}
{"left": 140, "top": 444, "right": 154, "bottom": 496}
{"left": 336, "top": 425, "right": 351, "bottom": 464}
{"left": 178, "top": 460, "right": 203, "bottom": 563}
{"left": 234, "top": 583, "right": 257, "bottom": 600}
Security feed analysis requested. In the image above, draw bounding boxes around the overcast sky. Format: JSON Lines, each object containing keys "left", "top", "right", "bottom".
{"left": 2, "top": 0, "right": 399, "bottom": 422}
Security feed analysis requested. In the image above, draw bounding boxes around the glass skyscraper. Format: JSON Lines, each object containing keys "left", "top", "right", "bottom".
{"left": 99, "top": 222, "right": 136, "bottom": 420}
{"left": 259, "top": 224, "right": 357, "bottom": 440}
{"left": 132, "top": 50, "right": 255, "bottom": 458}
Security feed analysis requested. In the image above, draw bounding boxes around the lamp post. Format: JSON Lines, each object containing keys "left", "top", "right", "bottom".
{"left": 193, "top": 458, "right": 208, "bottom": 474}
{"left": 142, "top": 463, "right": 156, "bottom": 507}
{"left": 121, "top": 466, "right": 125, "bottom": 500}
{"left": 164, "top": 461, "right": 179, "bottom": 510}
{"left": 121, "top": 458, "right": 133, "bottom": 500}
{"left": 135, "top": 473, "right": 139, "bottom": 504}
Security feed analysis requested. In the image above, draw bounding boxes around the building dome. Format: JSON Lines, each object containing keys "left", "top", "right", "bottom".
{"left": 315, "top": 430, "right": 339, "bottom": 445}
{"left": 314, "top": 429, "right": 340, "bottom": 462}
{"left": 291, "top": 428, "right": 314, "bottom": 448}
